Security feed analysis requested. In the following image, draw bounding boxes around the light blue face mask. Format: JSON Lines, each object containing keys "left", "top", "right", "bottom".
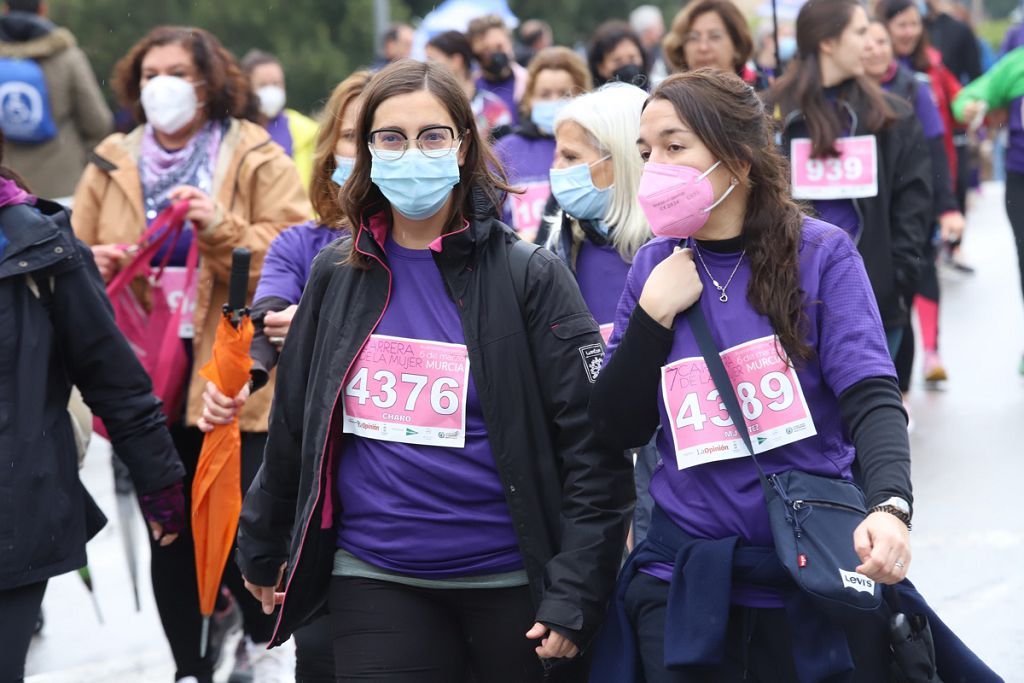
{"left": 370, "top": 147, "right": 461, "bottom": 220}
{"left": 531, "top": 99, "right": 570, "bottom": 136}
{"left": 332, "top": 155, "right": 355, "bottom": 186}
{"left": 549, "top": 156, "right": 612, "bottom": 221}
{"left": 778, "top": 36, "right": 797, "bottom": 64}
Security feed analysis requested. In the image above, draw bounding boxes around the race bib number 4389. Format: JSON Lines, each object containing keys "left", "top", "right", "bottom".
{"left": 343, "top": 335, "right": 470, "bottom": 448}
{"left": 660, "top": 336, "right": 816, "bottom": 470}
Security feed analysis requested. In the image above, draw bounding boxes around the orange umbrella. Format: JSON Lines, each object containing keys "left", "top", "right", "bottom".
{"left": 192, "top": 249, "right": 254, "bottom": 656}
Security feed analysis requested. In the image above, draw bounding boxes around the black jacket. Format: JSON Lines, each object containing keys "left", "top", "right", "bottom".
{"left": 779, "top": 92, "right": 932, "bottom": 329}
{"left": 926, "top": 12, "right": 982, "bottom": 85}
{"left": 0, "top": 200, "right": 183, "bottom": 590}
{"left": 237, "top": 212, "right": 634, "bottom": 648}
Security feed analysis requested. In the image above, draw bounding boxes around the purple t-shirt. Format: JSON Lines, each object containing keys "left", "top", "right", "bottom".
{"left": 335, "top": 236, "right": 522, "bottom": 578}
{"left": 812, "top": 200, "right": 860, "bottom": 240}
{"left": 254, "top": 222, "right": 343, "bottom": 304}
{"left": 266, "top": 112, "right": 294, "bottom": 158}
{"left": 575, "top": 241, "right": 631, "bottom": 330}
{"left": 493, "top": 132, "right": 556, "bottom": 235}
{"left": 604, "top": 217, "right": 895, "bottom": 605}
{"left": 1007, "top": 96, "right": 1024, "bottom": 174}
{"left": 476, "top": 74, "right": 519, "bottom": 125}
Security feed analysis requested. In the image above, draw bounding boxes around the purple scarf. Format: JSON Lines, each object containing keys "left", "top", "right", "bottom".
{"left": 139, "top": 121, "right": 223, "bottom": 223}
{"left": 0, "top": 176, "right": 33, "bottom": 209}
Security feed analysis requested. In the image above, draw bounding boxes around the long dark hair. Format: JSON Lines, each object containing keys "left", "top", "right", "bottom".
{"left": 340, "top": 60, "right": 513, "bottom": 267}
{"left": 112, "top": 26, "right": 255, "bottom": 124}
{"left": 876, "top": 0, "right": 931, "bottom": 72}
{"left": 768, "top": 0, "right": 896, "bottom": 158}
{"left": 587, "top": 21, "right": 650, "bottom": 86}
{"left": 650, "top": 70, "right": 812, "bottom": 362}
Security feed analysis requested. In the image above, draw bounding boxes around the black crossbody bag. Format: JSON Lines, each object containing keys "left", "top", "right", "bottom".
{"left": 684, "top": 302, "right": 882, "bottom": 612}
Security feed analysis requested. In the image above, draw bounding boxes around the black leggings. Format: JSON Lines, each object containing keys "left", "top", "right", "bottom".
{"left": 0, "top": 580, "right": 47, "bottom": 683}
{"left": 1005, "top": 171, "right": 1024, "bottom": 308}
{"left": 625, "top": 572, "right": 891, "bottom": 682}
{"left": 328, "top": 576, "right": 586, "bottom": 682}
{"left": 135, "top": 423, "right": 276, "bottom": 681}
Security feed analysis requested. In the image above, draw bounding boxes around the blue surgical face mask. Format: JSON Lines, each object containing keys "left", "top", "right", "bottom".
{"left": 549, "top": 156, "right": 612, "bottom": 221}
{"left": 531, "top": 99, "right": 570, "bottom": 136}
{"left": 332, "top": 155, "right": 355, "bottom": 186}
{"left": 370, "top": 147, "right": 461, "bottom": 221}
{"left": 778, "top": 36, "right": 797, "bottom": 64}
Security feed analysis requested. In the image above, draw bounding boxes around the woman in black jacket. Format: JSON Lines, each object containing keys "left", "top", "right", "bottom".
{"left": 235, "top": 60, "right": 633, "bottom": 682}
{"left": 0, "top": 155, "right": 184, "bottom": 681}
{"left": 766, "top": 0, "right": 932, "bottom": 357}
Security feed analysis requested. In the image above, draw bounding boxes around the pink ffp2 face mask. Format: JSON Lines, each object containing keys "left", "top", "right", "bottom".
{"left": 636, "top": 160, "right": 737, "bottom": 239}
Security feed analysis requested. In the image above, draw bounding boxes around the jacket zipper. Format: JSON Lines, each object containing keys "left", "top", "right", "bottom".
{"left": 270, "top": 229, "right": 393, "bottom": 645}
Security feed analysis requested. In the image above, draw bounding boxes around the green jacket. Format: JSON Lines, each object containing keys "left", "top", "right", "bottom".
{"left": 953, "top": 47, "right": 1024, "bottom": 121}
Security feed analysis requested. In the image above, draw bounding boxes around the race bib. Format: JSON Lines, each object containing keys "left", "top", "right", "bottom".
{"left": 343, "top": 335, "right": 470, "bottom": 448}
{"left": 158, "top": 267, "right": 198, "bottom": 338}
{"left": 510, "top": 182, "right": 550, "bottom": 242}
{"left": 791, "top": 135, "right": 878, "bottom": 200}
{"left": 660, "top": 335, "right": 817, "bottom": 470}
{"left": 599, "top": 323, "right": 614, "bottom": 345}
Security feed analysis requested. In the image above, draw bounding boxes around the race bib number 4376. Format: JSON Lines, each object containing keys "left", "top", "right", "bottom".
{"left": 343, "top": 335, "right": 470, "bottom": 448}
{"left": 660, "top": 336, "right": 817, "bottom": 470}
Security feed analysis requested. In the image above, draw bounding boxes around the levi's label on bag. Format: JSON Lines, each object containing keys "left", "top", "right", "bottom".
{"left": 158, "top": 267, "right": 198, "bottom": 338}
{"left": 790, "top": 135, "right": 878, "bottom": 200}
{"left": 343, "top": 335, "right": 470, "bottom": 448}
{"left": 660, "top": 335, "right": 816, "bottom": 470}
{"left": 510, "top": 181, "right": 549, "bottom": 242}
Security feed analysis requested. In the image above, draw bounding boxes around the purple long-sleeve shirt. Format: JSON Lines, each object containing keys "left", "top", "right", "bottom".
{"left": 254, "top": 221, "right": 344, "bottom": 304}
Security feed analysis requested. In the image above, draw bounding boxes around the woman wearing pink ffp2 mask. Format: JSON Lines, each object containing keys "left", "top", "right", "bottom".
{"left": 588, "top": 68, "right": 920, "bottom": 680}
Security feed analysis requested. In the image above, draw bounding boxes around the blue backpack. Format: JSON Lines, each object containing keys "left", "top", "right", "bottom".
{"left": 0, "top": 57, "right": 57, "bottom": 144}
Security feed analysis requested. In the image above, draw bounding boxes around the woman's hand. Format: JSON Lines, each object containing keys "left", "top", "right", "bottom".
{"left": 197, "top": 381, "right": 251, "bottom": 433}
{"left": 243, "top": 563, "right": 287, "bottom": 615}
{"left": 853, "top": 511, "right": 911, "bottom": 585}
{"left": 638, "top": 247, "right": 704, "bottom": 328}
{"left": 91, "top": 244, "right": 127, "bottom": 282}
{"left": 168, "top": 185, "right": 219, "bottom": 230}
{"left": 959, "top": 100, "right": 986, "bottom": 125}
{"left": 264, "top": 305, "right": 298, "bottom": 344}
{"left": 526, "top": 622, "right": 579, "bottom": 660}
{"left": 939, "top": 211, "right": 966, "bottom": 244}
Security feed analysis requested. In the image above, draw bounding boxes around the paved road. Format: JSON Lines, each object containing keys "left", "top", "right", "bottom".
{"left": 24, "top": 182, "right": 1024, "bottom": 681}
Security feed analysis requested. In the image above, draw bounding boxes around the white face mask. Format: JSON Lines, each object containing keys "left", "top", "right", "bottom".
{"left": 257, "top": 85, "right": 287, "bottom": 119}
{"left": 141, "top": 75, "right": 201, "bottom": 135}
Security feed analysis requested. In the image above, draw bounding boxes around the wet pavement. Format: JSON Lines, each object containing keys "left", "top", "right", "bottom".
{"left": 24, "top": 181, "right": 1024, "bottom": 681}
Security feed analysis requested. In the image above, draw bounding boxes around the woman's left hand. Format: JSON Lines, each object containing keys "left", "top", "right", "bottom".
{"left": 168, "top": 185, "right": 219, "bottom": 230}
{"left": 526, "top": 622, "right": 579, "bottom": 659}
{"left": 853, "top": 511, "right": 911, "bottom": 585}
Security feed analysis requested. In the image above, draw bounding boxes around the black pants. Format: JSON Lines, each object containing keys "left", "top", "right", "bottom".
{"left": 328, "top": 576, "right": 586, "bottom": 682}
{"left": 624, "top": 572, "right": 890, "bottom": 682}
{"left": 0, "top": 580, "right": 47, "bottom": 683}
{"left": 136, "top": 424, "right": 276, "bottom": 682}
{"left": 1006, "top": 171, "right": 1024, "bottom": 307}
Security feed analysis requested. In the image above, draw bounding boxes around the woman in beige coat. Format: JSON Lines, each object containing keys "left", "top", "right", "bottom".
{"left": 71, "top": 26, "right": 309, "bottom": 683}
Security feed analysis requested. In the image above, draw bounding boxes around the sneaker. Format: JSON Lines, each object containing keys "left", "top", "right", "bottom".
{"left": 208, "top": 592, "right": 242, "bottom": 671}
{"left": 245, "top": 636, "right": 295, "bottom": 683}
{"left": 176, "top": 678, "right": 200, "bottom": 683}
{"left": 228, "top": 636, "right": 253, "bottom": 683}
{"left": 923, "top": 351, "right": 947, "bottom": 383}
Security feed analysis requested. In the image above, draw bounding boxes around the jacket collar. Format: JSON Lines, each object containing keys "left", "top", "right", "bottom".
{"left": 0, "top": 20, "right": 73, "bottom": 59}
{"left": 0, "top": 201, "right": 75, "bottom": 279}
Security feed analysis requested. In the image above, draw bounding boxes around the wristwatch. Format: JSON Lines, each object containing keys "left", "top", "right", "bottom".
{"left": 868, "top": 496, "right": 912, "bottom": 530}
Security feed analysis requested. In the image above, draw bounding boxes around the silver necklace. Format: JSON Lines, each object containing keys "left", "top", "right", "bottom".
{"left": 694, "top": 244, "right": 746, "bottom": 303}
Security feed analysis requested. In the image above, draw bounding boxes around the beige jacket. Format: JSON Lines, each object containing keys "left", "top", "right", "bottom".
{"left": 72, "top": 119, "right": 312, "bottom": 432}
{"left": 0, "top": 26, "right": 112, "bottom": 198}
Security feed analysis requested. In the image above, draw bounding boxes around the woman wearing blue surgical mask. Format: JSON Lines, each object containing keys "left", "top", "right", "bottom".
{"left": 199, "top": 70, "right": 370, "bottom": 682}
{"left": 544, "top": 82, "right": 660, "bottom": 548}
{"left": 493, "top": 47, "right": 592, "bottom": 242}
{"left": 235, "top": 60, "right": 632, "bottom": 682}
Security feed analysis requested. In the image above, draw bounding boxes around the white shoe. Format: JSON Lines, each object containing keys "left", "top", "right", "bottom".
{"left": 176, "top": 678, "right": 200, "bottom": 683}
{"left": 245, "top": 636, "right": 296, "bottom": 683}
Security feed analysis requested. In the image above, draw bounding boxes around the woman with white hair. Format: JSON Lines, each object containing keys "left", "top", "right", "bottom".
{"left": 545, "top": 83, "right": 651, "bottom": 341}
{"left": 545, "top": 82, "right": 659, "bottom": 543}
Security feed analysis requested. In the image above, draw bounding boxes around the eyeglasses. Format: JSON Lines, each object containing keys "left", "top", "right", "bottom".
{"left": 685, "top": 31, "right": 727, "bottom": 46}
{"left": 368, "top": 126, "right": 464, "bottom": 160}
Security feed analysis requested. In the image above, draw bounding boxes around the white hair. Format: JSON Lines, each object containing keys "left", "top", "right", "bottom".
{"left": 630, "top": 5, "right": 665, "bottom": 34}
{"left": 551, "top": 82, "right": 651, "bottom": 262}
